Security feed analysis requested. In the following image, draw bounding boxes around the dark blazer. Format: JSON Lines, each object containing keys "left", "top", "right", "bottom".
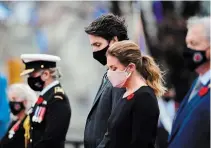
{"left": 0, "top": 117, "right": 26, "bottom": 148}
{"left": 28, "top": 83, "right": 71, "bottom": 148}
{"left": 97, "top": 86, "right": 159, "bottom": 148}
{"left": 84, "top": 73, "right": 125, "bottom": 148}
{"left": 168, "top": 79, "right": 210, "bottom": 148}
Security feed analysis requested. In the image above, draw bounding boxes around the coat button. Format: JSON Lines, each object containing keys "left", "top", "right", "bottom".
{"left": 31, "top": 127, "right": 33, "bottom": 130}
{"left": 30, "top": 139, "right": 32, "bottom": 142}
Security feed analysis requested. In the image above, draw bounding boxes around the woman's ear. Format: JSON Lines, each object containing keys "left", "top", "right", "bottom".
{"left": 41, "top": 70, "right": 50, "bottom": 81}
{"left": 127, "top": 63, "right": 136, "bottom": 73}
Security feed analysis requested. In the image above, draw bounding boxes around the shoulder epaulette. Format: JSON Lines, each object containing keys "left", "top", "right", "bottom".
{"left": 54, "top": 87, "right": 64, "bottom": 94}
{"left": 54, "top": 95, "right": 63, "bottom": 100}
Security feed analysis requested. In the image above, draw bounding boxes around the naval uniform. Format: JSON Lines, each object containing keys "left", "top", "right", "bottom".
{"left": 27, "top": 81, "right": 71, "bottom": 148}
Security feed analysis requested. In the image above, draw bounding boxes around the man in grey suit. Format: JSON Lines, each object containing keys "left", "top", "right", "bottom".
{"left": 84, "top": 14, "right": 128, "bottom": 148}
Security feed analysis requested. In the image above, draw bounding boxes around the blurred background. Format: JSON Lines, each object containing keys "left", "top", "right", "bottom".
{"left": 0, "top": 1, "right": 210, "bottom": 148}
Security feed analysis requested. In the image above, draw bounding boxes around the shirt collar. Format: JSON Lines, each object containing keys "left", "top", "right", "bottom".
{"left": 199, "top": 69, "right": 211, "bottom": 85}
{"left": 40, "top": 80, "right": 59, "bottom": 96}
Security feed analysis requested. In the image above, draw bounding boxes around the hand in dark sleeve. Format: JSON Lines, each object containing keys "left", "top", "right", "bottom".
{"left": 96, "top": 86, "right": 125, "bottom": 148}
{"left": 96, "top": 130, "right": 110, "bottom": 148}
{"left": 96, "top": 86, "right": 113, "bottom": 148}
{"left": 131, "top": 93, "right": 159, "bottom": 148}
{"left": 34, "top": 98, "right": 71, "bottom": 148}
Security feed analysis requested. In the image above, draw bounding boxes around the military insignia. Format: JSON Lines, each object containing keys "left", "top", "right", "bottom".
{"left": 32, "top": 106, "right": 40, "bottom": 122}
{"left": 54, "top": 87, "right": 64, "bottom": 94}
{"left": 54, "top": 95, "right": 63, "bottom": 100}
{"left": 32, "top": 99, "right": 47, "bottom": 123}
{"left": 38, "top": 107, "right": 47, "bottom": 123}
{"left": 8, "top": 120, "right": 21, "bottom": 139}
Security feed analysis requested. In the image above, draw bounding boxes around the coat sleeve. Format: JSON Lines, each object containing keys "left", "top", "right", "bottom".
{"left": 97, "top": 87, "right": 125, "bottom": 148}
{"left": 168, "top": 97, "right": 210, "bottom": 148}
{"left": 33, "top": 96, "right": 71, "bottom": 148}
{"left": 130, "top": 92, "right": 159, "bottom": 148}
{"left": 96, "top": 85, "right": 112, "bottom": 148}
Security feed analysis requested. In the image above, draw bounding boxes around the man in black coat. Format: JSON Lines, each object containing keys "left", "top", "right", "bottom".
{"left": 20, "top": 54, "right": 71, "bottom": 148}
{"left": 84, "top": 14, "right": 128, "bottom": 148}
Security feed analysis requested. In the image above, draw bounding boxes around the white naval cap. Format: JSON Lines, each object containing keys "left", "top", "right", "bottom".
{"left": 20, "top": 54, "right": 61, "bottom": 76}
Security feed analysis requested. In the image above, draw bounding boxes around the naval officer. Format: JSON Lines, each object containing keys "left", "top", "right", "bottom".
{"left": 20, "top": 54, "right": 71, "bottom": 148}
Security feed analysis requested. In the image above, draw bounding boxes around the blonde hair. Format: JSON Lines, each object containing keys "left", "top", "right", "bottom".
{"left": 107, "top": 40, "right": 167, "bottom": 97}
{"left": 38, "top": 67, "right": 62, "bottom": 80}
{"left": 48, "top": 67, "right": 62, "bottom": 79}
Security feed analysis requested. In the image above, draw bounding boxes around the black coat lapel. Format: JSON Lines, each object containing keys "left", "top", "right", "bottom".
{"left": 88, "top": 79, "right": 110, "bottom": 118}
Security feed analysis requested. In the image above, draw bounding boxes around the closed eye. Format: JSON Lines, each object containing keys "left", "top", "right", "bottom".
{"left": 92, "top": 43, "right": 101, "bottom": 47}
{"left": 108, "top": 65, "right": 117, "bottom": 71}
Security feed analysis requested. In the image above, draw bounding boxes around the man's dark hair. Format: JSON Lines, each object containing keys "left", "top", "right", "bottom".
{"left": 85, "top": 13, "right": 128, "bottom": 41}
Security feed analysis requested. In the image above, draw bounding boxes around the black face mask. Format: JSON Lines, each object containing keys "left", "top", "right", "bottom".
{"left": 27, "top": 75, "right": 45, "bottom": 91}
{"left": 183, "top": 47, "right": 208, "bottom": 71}
{"left": 93, "top": 44, "right": 109, "bottom": 65}
{"left": 163, "top": 96, "right": 172, "bottom": 102}
{"left": 9, "top": 101, "right": 25, "bottom": 116}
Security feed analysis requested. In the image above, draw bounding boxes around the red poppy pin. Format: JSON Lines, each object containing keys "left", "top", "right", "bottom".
{"left": 127, "top": 93, "right": 134, "bottom": 100}
{"left": 36, "top": 97, "right": 44, "bottom": 105}
{"left": 198, "top": 86, "right": 209, "bottom": 97}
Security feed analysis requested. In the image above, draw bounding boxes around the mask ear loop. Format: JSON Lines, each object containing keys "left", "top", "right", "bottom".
{"left": 124, "top": 64, "right": 132, "bottom": 78}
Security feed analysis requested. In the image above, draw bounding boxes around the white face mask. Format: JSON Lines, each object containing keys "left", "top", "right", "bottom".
{"left": 107, "top": 68, "right": 131, "bottom": 88}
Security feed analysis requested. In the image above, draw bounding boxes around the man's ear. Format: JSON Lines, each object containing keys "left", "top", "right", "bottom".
{"left": 206, "top": 47, "right": 210, "bottom": 60}
{"left": 113, "top": 36, "right": 118, "bottom": 42}
{"left": 109, "top": 36, "right": 118, "bottom": 46}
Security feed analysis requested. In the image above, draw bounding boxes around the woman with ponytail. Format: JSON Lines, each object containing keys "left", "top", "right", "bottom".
{"left": 97, "top": 40, "right": 166, "bottom": 148}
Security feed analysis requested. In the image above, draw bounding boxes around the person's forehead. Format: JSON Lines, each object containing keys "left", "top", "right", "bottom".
{"left": 188, "top": 25, "right": 205, "bottom": 37}
{"left": 8, "top": 92, "right": 22, "bottom": 101}
{"left": 186, "top": 25, "right": 206, "bottom": 41}
{"left": 107, "top": 55, "right": 120, "bottom": 66}
{"left": 88, "top": 34, "right": 106, "bottom": 44}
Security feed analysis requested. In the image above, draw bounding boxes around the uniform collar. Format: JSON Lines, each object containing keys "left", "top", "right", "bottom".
{"left": 199, "top": 69, "right": 211, "bottom": 85}
{"left": 40, "top": 80, "right": 59, "bottom": 96}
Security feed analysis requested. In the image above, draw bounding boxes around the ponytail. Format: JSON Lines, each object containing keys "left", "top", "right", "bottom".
{"left": 140, "top": 55, "right": 167, "bottom": 97}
